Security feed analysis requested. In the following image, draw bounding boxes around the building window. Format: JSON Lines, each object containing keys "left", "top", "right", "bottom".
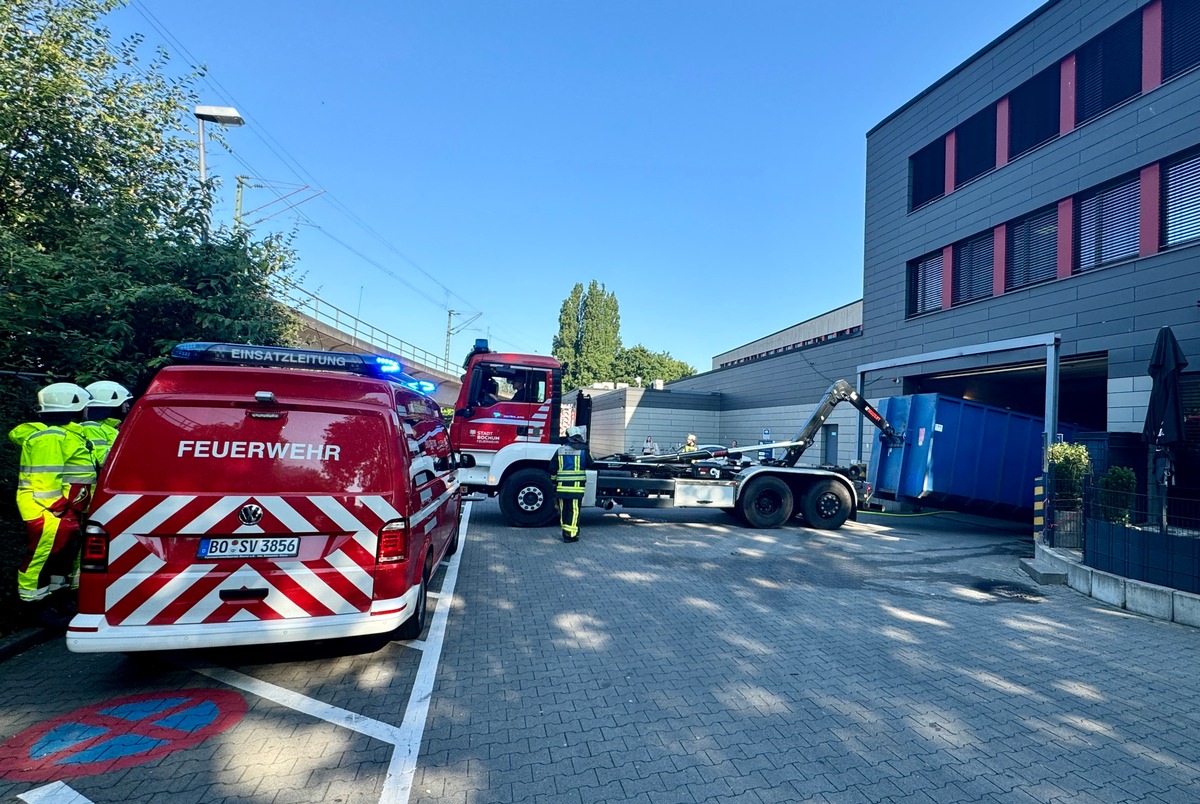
{"left": 952, "top": 231, "right": 994, "bottom": 305}
{"left": 1075, "top": 174, "right": 1140, "bottom": 272}
{"left": 909, "top": 137, "right": 946, "bottom": 210}
{"left": 1162, "top": 150, "right": 1200, "bottom": 247}
{"left": 907, "top": 250, "right": 943, "bottom": 316}
{"left": 955, "top": 104, "right": 997, "bottom": 188}
{"left": 1164, "top": 0, "right": 1200, "bottom": 80}
{"left": 1075, "top": 11, "right": 1143, "bottom": 125}
{"left": 1008, "top": 65, "right": 1060, "bottom": 159}
{"left": 1006, "top": 205, "right": 1058, "bottom": 290}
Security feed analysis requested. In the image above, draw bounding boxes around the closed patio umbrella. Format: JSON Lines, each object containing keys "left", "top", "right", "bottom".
{"left": 1143, "top": 326, "right": 1189, "bottom": 532}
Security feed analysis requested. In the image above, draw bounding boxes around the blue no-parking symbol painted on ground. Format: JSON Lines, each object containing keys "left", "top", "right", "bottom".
{"left": 1, "top": 689, "right": 246, "bottom": 782}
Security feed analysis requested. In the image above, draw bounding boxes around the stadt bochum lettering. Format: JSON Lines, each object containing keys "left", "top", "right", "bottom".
{"left": 176, "top": 441, "right": 342, "bottom": 460}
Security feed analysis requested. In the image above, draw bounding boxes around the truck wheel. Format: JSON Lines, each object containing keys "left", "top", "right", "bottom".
{"left": 445, "top": 506, "right": 462, "bottom": 556}
{"left": 739, "top": 476, "right": 793, "bottom": 528}
{"left": 801, "top": 479, "right": 852, "bottom": 530}
{"left": 396, "top": 567, "right": 428, "bottom": 640}
{"left": 499, "top": 468, "right": 557, "bottom": 527}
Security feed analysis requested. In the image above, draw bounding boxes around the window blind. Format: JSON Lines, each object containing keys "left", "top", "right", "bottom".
{"left": 1075, "top": 175, "right": 1140, "bottom": 272}
{"left": 1006, "top": 206, "right": 1058, "bottom": 290}
{"left": 908, "top": 252, "right": 943, "bottom": 316}
{"left": 1163, "top": 151, "right": 1200, "bottom": 247}
{"left": 952, "top": 232, "right": 994, "bottom": 305}
{"left": 1075, "top": 12, "right": 1143, "bottom": 125}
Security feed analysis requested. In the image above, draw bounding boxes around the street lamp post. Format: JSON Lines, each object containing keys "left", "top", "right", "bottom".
{"left": 193, "top": 105, "right": 244, "bottom": 239}
{"left": 193, "top": 105, "right": 245, "bottom": 184}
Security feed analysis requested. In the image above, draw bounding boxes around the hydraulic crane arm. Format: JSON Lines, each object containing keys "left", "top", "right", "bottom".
{"left": 779, "top": 379, "right": 903, "bottom": 467}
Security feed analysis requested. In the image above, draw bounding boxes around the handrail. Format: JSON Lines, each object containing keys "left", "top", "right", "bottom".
{"left": 272, "top": 281, "right": 456, "bottom": 376}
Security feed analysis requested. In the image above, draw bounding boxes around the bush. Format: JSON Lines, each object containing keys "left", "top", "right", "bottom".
{"left": 1048, "top": 442, "right": 1092, "bottom": 511}
{"left": 1099, "top": 465, "right": 1137, "bottom": 525}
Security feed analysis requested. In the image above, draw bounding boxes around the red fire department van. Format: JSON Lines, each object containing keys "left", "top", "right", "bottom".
{"left": 67, "top": 342, "right": 468, "bottom": 653}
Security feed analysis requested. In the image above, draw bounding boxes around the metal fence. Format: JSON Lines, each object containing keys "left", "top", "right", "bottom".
{"left": 1047, "top": 481, "right": 1200, "bottom": 550}
{"left": 272, "top": 280, "right": 455, "bottom": 376}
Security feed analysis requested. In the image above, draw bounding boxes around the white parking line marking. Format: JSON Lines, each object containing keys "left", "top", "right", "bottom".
{"left": 17, "top": 782, "right": 94, "bottom": 804}
{"left": 185, "top": 500, "right": 472, "bottom": 804}
{"left": 383, "top": 502, "right": 469, "bottom": 802}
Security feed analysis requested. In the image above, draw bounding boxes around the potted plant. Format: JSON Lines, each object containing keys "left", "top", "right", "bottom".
{"left": 1098, "top": 466, "right": 1136, "bottom": 525}
{"left": 1047, "top": 442, "right": 1092, "bottom": 510}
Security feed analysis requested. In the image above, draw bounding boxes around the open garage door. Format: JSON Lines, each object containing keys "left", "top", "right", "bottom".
{"left": 906, "top": 353, "right": 1108, "bottom": 431}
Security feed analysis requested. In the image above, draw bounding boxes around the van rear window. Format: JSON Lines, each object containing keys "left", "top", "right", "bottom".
{"left": 106, "top": 404, "right": 392, "bottom": 494}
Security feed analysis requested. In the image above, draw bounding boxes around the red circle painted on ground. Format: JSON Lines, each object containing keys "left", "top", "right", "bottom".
{"left": 0, "top": 688, "right": 247, "bottom": 781}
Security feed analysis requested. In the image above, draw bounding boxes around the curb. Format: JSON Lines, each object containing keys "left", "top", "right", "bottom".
{"left": 1031, "top": 542, "right": 1200, "bottom": 628}
{"left": 0, "top": 625, "right": 59, "bottom": 662}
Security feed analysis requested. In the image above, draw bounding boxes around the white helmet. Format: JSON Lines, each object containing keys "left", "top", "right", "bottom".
{"left": 85, "top": 380, "right": 132, "bottom": 408}
{"left": 566, "top": 425, "right": 586, "bottom": 441}
{"left": 37, "top": 383, "right": 92, "bottom": 413}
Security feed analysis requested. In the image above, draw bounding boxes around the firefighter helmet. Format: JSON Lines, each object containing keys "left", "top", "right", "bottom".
{"left": 85, "top": 380, "right": 133, "bottom": 408}
{"left": 37, "top": 383, "right": 92, "bottom": 413}
{"left": 566, "top": 425, "right": 586, "bottom": 442}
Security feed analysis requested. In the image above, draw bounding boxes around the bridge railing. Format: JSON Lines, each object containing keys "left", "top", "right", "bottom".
{"left": 273, "top": 281, "right": 456, "bottom": 376}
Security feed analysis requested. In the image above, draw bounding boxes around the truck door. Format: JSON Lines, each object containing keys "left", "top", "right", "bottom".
{"left": 454, "top": 365, "right": 553, "bottom": 452}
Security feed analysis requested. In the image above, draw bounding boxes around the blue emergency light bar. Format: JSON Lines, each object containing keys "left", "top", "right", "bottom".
{"left": 170, "top": 342, "right": 435, "bottom": 394}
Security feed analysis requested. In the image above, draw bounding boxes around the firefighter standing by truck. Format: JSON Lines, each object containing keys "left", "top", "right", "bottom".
{"left": 9, "top": 383, "right": 96, "bottom": 625}
{"left": 80, "top": 380, "right": 133, "bottom": 467}
{"left": 554, "top": 426, "right": 588, "bottom": 542}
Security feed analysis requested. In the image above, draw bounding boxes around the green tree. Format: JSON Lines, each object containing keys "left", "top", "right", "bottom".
{"left": 552, "top": 283, "right": 695, "bottom": 390}
{"left": 0, "top": 0, "right": 196, "bottom": 250}
{"left": 576, "top": 280, "right": 621, "bottom": 386}
{"left": 552, "top": 282, "right": 583, "bottom": 384}
{"left": 0, "top": 0, "right": 298, "bottom": 388}
{"left": 553, "top": 281, "right": 621, "bottom": 389}
{"left": 613, "top": 345, "right": 694, "bottom": 385}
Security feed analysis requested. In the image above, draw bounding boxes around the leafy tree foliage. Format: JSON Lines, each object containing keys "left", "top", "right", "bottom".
{"left": 612, "top": 344, "right": 694, "bottom": 387}
{"left": 1, "top": 0, "right": 193, "bottom": 249}
{"left": 551, "top": 283, "right": 583, "bottom": 383}
{"left": 552, "top": 282, "right": 695, "bottom": 390}
{"left": 0, "top": 0, "right": 297, "bottom": 391}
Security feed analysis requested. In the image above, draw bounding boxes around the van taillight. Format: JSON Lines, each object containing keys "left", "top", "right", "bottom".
{"left": 378, "top": 520, "right": 408, "bottom": 563}
{"left": 81, "top": 524, "right": 109, "bottom": 572}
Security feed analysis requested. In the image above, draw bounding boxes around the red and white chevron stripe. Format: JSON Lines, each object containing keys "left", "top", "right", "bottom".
{"left": 88, "top": 494, "right": 400, "bottom": 627}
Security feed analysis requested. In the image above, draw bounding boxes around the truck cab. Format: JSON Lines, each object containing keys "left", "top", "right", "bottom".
{"left": 449, "top": 341, "right": 565, "bottom": 526}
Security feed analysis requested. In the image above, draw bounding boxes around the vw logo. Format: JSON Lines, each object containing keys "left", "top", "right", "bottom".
{"left": 238, "top": 504, "right": 264, "bottom": 526}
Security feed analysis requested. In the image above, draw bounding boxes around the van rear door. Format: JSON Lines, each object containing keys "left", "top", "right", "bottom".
{"left": 90, "top": 399, "right": 399, "bottom": 628}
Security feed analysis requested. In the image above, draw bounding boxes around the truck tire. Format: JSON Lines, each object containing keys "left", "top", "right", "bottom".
{"left": 499, "top": 468, "right": 557, "bottom": 527}
{"left": 396, "top": 566, "right": 428, "bottom": 640}
{"left": 801, "top": 479, "right": 852, "bottom": 530}
{"left": 739, "top": 476, "right": 793, "bottom": 528}
{"left": 445, "top": 506, "right": 461, "bottom": 556}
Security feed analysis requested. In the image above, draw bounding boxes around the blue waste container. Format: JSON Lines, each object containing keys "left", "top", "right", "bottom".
{"left": 867, "top": 394, "right": 1079, "bottom": 519}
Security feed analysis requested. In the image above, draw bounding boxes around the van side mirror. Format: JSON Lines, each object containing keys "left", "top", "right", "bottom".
{"left": 455, "top": 452, "right": 476, "bottom": 469}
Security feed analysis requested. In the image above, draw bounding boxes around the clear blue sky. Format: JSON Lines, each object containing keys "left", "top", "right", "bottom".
{"left": 107, "top": 0, "right": 1046, "bottom": 373}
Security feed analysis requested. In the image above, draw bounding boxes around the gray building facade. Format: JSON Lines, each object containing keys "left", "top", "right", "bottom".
{"left": 670, "top": 0, "right": 1200, "bottom": 478}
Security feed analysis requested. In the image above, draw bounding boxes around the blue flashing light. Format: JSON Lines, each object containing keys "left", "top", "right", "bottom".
{"left": 374, "top": 356, "right": 402, "bottom": 374}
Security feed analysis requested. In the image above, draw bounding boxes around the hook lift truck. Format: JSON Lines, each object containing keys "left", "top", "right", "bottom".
{"left": 449, "top": 340, "right": 904, "bottom": 530}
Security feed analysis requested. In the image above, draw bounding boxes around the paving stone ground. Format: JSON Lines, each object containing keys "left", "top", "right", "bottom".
{"left": 2, "top": 501, "right": 1199, "bottom": 803}
{"left": 417, "top": 503, "right": 1200, "bottom": 804}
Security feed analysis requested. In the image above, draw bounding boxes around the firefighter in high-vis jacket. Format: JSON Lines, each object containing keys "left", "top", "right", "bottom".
{"left": 554, "top": 426, "right": 588, "bottom": 542}
{"left": 81, "top": 380, "right": 133, "bottom": 467}
{"left": 9, "top": 383, "right": 95, "bottom": 622}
